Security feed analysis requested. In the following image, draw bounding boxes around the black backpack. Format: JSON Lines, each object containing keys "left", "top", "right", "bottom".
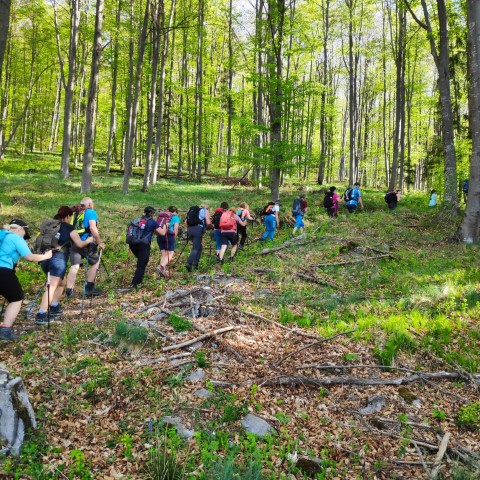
{"left": 384, "top": 191, "right": 397, "bottom": 204}
{"left": 260, "top": 203, "right": 275, "bottom": 216}
{"left": 34, "top": 219, "right": 62, "bottom": 253}
{"left": 126, "top": 216, "right": 151, "bottom": 245}
{"left": 186, "top": 206, "right": 202, "bottom": 227}
{"left": 212, "top": 210, "right": 223, "bottom": 229}
{"left": 343, "top": 188, "right": 353, "bottom": 202}
{"left": 323, "top": 192, "right": 334, "bottom": 208}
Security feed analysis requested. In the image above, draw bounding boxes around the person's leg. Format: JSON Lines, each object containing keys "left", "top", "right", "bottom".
{"left": 229, "top": 233, "right": 238, "bottom": 258}
{"left": 131, "top": 245, "right": 150, "bottom": 286}
{"left": 219, "top": 244, "right": 228, "bottom": 261}
{"left": 66, "top": 264, "right": 80, "bottom": 290}
{"left": 0, "top": 269, "right": 24, "bottom": 339}
{"left": 265, "top": 216, "right": 276, "bottom": 241}
{"left": 66, "top": 247, "right": 83, "bottom": 292}
{"left": 214, "top": 230, "right": 222, "bottom": 253}
{"left": 38, "top": 276, "right": 61, "bottom": 313}
{"left": 261, "top": 217, "right": 270, "bottom": 240}
{"left": 186, "top": 226, "right": 203, "bottom": 269}
{"left": 2, "top": 301, "right": 22, "bottom": 328}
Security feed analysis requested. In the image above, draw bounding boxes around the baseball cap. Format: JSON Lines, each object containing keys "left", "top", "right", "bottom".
{"left": 144, "top": 206, "right": 156, "bottom": 215}
{"left": 10, "top": 219, "right": 30, "bottom": 240}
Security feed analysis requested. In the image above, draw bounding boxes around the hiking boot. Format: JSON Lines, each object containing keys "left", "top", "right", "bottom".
{"left": 85, "top": 286, "right": 102, "bottom": 296}
{"left": 65, "top": 288, "right": 74, "bottom": 297}
{"left": 0, "top": 328, "right": 18, "bottom": 342}
{"left": 185, "top": 264, "right": 193, "bottom": 272}
{"left": 215, "top": 255, "right": 221, "bottom": 263}
{"left": 49, "top": 304, "right": 64, "bottom": 317}
{"left": 35, "top": 312, "right": 50, "bottom": 325}
{"left": 237, "top": 245, "right": 244, "bottom": 250}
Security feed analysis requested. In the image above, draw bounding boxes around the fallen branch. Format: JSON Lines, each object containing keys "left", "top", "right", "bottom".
{"left": 161, "top": 326, "right": 238, "bottom": 352}
{"left": 313, "top": 254, "right": 393, "bottom": 268}
{"left": 275, "top": 330, "right": 356, "bottom": 366}
{"left": 430, "top": 433, "right": 450, "bottom": 480}
{"left": 255, "top": 234, "right": 313, "bottom": 256}
{"left": 258, "top": 372, "right": 480, "bottom": 388}
{"left": 296, "top": 272, "right": 338, "bottom": 288}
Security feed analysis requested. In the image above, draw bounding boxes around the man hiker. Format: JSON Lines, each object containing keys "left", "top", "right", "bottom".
{"left": 385, "top": 190, "right": 400, "bottom": 211}
{"left": 291, "top": 193, "right": 307, "bottom": 237}
{"left": 345, "top": 182, "right": 364, "bottom": 213}
{"left": 65, "top": 197, "right": 105, "bottom": 297}
{"left": 259, "top": 200, "right": 280, "bottom": 242}
{"left": 185, "top": 204, "right": 212, "bottom": 272}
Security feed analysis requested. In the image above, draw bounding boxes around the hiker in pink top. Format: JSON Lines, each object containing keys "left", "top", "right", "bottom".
{"left": 218, "top": 208, "right": 245, "bottom": 263}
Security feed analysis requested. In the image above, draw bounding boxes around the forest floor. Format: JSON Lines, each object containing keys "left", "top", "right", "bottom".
{"left": 0, "top": 154, "right": 480, "bottom": 479}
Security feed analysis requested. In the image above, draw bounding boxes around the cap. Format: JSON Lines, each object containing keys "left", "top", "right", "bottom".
{"left": 144, "top": 206, "right": 156, "bottom": 215}
{"left": 10, "top": 219, "right": 30, "bottom": 240}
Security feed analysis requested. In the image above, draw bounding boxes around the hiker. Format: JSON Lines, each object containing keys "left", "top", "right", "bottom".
{"left": 65, "top": 197, "right": 105, "bottom": 297}
{"left": 385, "top": 190, "right": 401, "bottom": 211}
{"left": 429, "top": 189, "right": 437, "bottom": 207}
{"left": 236, "top": 202, "right": 254, "bottom": 249}
{"left": 128, "top": 206, "right": 166, "bottom": 287}
{"left": 291, "top": 194, "right": 307, "bottom": 237}
{"left": 157, "top": 206, "right": 180, "bottom": 278}
{"left": 325, "top": 186, "right": 341, "bottom": 217}
{"left": 259, "top": 200, "right": 280, "bottom": 242}
{"left": 218, "top": 208, "right": 245, "bottom": 263}
{"left": 185, "top": 204, "right": 212, "bottom": 272}
{"left": 212, "top": 202, "right": 229, "bottom": 261}
{"left": 462, "top": 179, "right": 469, "bottom": 203}
{"left": 35, "top": 206, "right": 94, "bottom": 325}
{"left": 345, "top": 182, "right": 364, "bottom": 213}
{"left": 0, "top": 220, "right": 52, "bottom": 341}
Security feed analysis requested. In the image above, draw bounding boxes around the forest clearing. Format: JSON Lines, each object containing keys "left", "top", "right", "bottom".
{"left": 0, "top": 156, "right": 479, "bottom": 479}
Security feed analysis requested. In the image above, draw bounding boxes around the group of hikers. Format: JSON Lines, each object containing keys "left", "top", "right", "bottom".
{"left": 0, "top": 180, "right": 431, "bottom": 343}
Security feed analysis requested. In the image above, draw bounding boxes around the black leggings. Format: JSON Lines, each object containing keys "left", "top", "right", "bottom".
{"left": 0, "top": 267, "right": 24, "bottom": 302}
{"left": 237, "top": 224, "right": 247, "bottom": 247}
{"left": 186, "top": 225, "right": 204, "bottom": 267}
{"left": 130, "top": 244, "right": 151, "bottom": 286}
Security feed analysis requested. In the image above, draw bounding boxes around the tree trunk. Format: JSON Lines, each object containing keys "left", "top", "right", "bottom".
{"left": 226, "top": 0, "right": 233, "bottom": 177}
{"left": 460, "top": 0, "right": 480, "bottom": 243}
{"left": 0, "top": 0, "right": 12, "bottom": 82}
{"left": 195, "top": 0, "right": 204, "bottom": 181}
{"left": 81, "top": 0, "right": 104, "bottom": 194}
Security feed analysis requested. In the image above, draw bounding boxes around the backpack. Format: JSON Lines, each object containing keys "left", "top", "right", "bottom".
{"left": 236, "top": 209, "right": 245, "bottom": 220}
{"left": 219, "top": 211, "right": 236, "bottom": 230}
{"left": 261, "top": 203, "right": 275, "bottom": 216}
{"left": 323, "top": 192, "right": 334, "bottom": 208}
{"left": 291, "top": 198, "right": 302, "bottom": 216}
{"left": 70, "top": 205, "right": 86, "bottom": 234}
{"left": 212, "top": 209, "right": 224, "bottom": 229}
{"left": 156, "top": 211, "right": 172, "bottom": 230}
{"left": 343, "top": 188, "right": 353, "bottom": 202}
{"left": 125, "top": 216, "right": 150, "bottom": 245}
{"left": 186, "top": 206, "right": 202, "bottom": 227}
{"left": 463, "top": 179, "right": 469, "bottom": 193}
{"left": 385, "top": 191, "right": 396, "bottom": 204}
{"left": 34, "top": 219, "right": 62, "bottom": 253}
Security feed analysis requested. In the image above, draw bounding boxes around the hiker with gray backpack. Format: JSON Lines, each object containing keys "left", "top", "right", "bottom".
{"left": 0, "top": 219, "right": 52, "bottom": 341}
{"left": 185, "top": 204, "right": 212, "bottom": 272}
{"left": 291, "top": 194, "right": 307, "bottom": 237}
{"left": 126, "top": 206, "right": 166, "bottom": 288}
{"left": 34, "top": 206, "right": 94, "bottom": 325}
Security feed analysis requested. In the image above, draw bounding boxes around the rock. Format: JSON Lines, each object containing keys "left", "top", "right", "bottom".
{"left": 185, "top": 369, "right": 205, "bottom": 382}
{"left": 296, "top": 456, "right": 323, "bottom": 475}
{"left": 194, "top": 388, "right": 213, "bottom": 399}
{"left": 0, "top": 369, "right": 36, "bottom": 456}
{"left": 398, "top": 387, "right": 418, "bottom": 405}
{"left": 359, "top": 395, "right": 386, "bottom": 415}
{"left": 241, "top": 414, "right": 276, "bottom": 437}
{"left": 161, "top": 416, "right": 194, "bottom": 440}
{"left": 187, "top": 342, "right": 204, "bottom": 352}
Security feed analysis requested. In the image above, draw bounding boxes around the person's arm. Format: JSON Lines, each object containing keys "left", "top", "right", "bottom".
{"left": 89, "top": 220, "right": 105, "bottom": 249}
{"left": 70, "top": 230, "right": 93, "bottom": 249}
{"left": 236, "top": 215, "right": 246, "bottom": 227}
{"left": 24, "top": 251, "right": 52, "bottom": 262}
{"left": 204, "top": 211, "right": 213, "bottom": 229}
{"left": 155, "top": 224, "right": 167, "bottom": 236}
{"left": 358, "top": 196, "right": 364, "bottom": 209}
{"left": 173, "top": 221, "right": 179, "bottom": 237}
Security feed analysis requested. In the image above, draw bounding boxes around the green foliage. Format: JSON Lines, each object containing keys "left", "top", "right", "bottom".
{"left": 168, "top": 313, "right": 192, "bottom": 332}
{"left": 205, "top": 456, "right": 265, "bottom": 480}
{"left": 194, "top": 350, "right": 209, "bottom": 368}
{"left": 457, "top": 402, "right": 480, "bottom": 431}
{"left": 111, "top": 321, "right": 148, "bottom": 353}
{"left": 432, "top": 409, "right": 447, "bottom": 421}
{"left": 374, "top": 332, "right": 416, "bottom": 367}
{"left": 69, "top": 449, "right": 94, "bottom": 479}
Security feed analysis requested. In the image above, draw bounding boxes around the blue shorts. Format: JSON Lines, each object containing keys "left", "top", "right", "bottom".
{"left": 157, "top": 234, "right": 176, "bottom": 252}
{"left": 294, "top": 215, "right": 305, "bottom": 229}
{"left": 40, "top": 251, "right": 68, "bottom": 279}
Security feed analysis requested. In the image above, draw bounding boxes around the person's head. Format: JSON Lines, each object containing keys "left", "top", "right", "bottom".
{"left": 200, "top": 203, "right": 209, "bottom": 210}
{"left": 299, "top": 193, "right": 306, "bottom": 199}
{"left": 168, "top": 205, "right": 178, "bottom": 213}
{"left": 229, "top": 207, "right": 237, "bottom": 214}
{"left": 431, "top": 189, "right": 436, "bottom": 194}
{"left": 54, "top": 205, "right": 74, "bottom": 221}
{"left": 354, "top": 182, "right": 360, "bottom": 187}
{"left": 144, "top": 206, "right": 156, "bottom": 218}
{"left": 329, "top": 186, "right": 336, "bottom": 193}
{"left": 274, "top": 199, "right": 280, "bottom": 205}
{"left": 220, "top": 202, "right": 229, "bottom": 210}
{"left": 395, "top": 189, "right": 400, "bottom": 193}
{"left": 239, "top": 202, "right": 248, "bottom": 209}
{"left": 80, "top": 197, "right": 94, "bottom": 209}
{"left": 7, "top": 219, "right": 30, "bottom": 240}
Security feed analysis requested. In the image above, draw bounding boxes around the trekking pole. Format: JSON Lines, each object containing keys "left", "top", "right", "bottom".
{"left": 100, "top": 254, "right": 110, "bottom": 278}
{"left": 172, "top": 237, "right": 188, "bottom": 268}
{"left": 0, "top": 298, "right": 5, "bottom": 320}
{"left": 90, "top": 249, "right": 103, "bottom": 310}
{"left": 46, "top": 271, "right": 51, "bottom": 331}
{"left": 81, "top": 257, "right": 89, "bottom": 316}
{"left": 24, "top": 282, "right": 46, "bottom": 318}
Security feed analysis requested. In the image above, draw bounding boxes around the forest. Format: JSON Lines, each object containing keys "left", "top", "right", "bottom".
{"left": 0, "top": 0, "right": 480, "bottom": 478}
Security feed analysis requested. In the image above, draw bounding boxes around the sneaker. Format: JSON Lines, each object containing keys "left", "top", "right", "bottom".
{"left": 35, "top": 312, "right": 50, "bottom": 325}
{"left": 185, "top": 264, "right": 193, "bottom": 272}
{"left": 215, "top": 255, "right": 221, "bottom": 263}
{"left": 0, "top": 328, "right": 18, "bottom": 342}
{"left": 157, "top": 265, "right": 167, "bottom": 278}
{"left": 237, "top": 245, "right": 244, "bottom": 250}
{"left": 49, "top": 304, "right": 64, "bottom": 317}
{"left": 85, "top": 285, "right": 102, "bottom": 296}
{"left": 65, "top": 288, "right": 74, "bottom": 298}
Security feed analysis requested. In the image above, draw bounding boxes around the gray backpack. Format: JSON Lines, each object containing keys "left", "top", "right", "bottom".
{"left": 34, "top": 219, "right": 62, "bottom": 253}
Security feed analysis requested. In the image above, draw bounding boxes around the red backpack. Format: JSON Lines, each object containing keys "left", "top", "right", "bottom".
{"left": 219, "top": 211, "right": 236, "bottom": 230}
{"left": 156, "top": 211, "right": 172, "bottom": 229}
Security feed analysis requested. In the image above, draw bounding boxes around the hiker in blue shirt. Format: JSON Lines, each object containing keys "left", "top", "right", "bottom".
{"left": 0, "top": 219, "right": 52, "bottom": 341}
{"left": 259, "top": 200, "right": 280, "bottom": 242}
{"left": 157, "top": 206, "right": 180, "bottom": 278}
{"left": 345, "top": 182, "right": 364, "bottom": 213}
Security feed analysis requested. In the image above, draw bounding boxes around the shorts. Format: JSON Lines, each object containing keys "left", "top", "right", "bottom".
{"left": 70, "top": 244, "right": 99, "bottom": 266}
{"left": 220, "top": 231, "right": 238, "bottom": 246}
{"left": 40, "top": 251, "right": 68, "bottom": 279}
{"left": 294, "top": 214, "right": 305, "bottom": 229}
{"left": 157, "top": 234, "right": 176, "bottom": 252}
{"left": 0, "top": 267, "right": 24, "bottom": 302}
{"left": 346, "top": 203, "right": 357, "bottom": 213}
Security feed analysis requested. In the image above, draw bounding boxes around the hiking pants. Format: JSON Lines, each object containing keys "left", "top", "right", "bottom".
{"left": 237, "top": 224, "right": 247, "bottom": 247}
{"left": 213, "top": 229, "right": 222, "bottom": 252}
{"left": 186, "top": 225, "right": 204, "bottom": 267}
{"left": 261, "top": 215, "right": 276, "bottom": 241}
{"left": 130, "top": 243, "right": 151, "bottom": 286}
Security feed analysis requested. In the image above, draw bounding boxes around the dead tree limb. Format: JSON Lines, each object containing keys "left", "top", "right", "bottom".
{"left": 255, "top": 234, "right": 312, "bottom": 256}
{"left": 161, "top": 326, "right": 238, "bottom": 352}
{"left": 430, "top": 433, "right": 450, "bottom": 480}
{"left": 313, "top": 254, "right": 393, "bottom": 268}
{"left": 296, "top": 273, "right": 338, "bottom": 288}
{"left": 275, "top": 330, "right": 356, "bottom": 366}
